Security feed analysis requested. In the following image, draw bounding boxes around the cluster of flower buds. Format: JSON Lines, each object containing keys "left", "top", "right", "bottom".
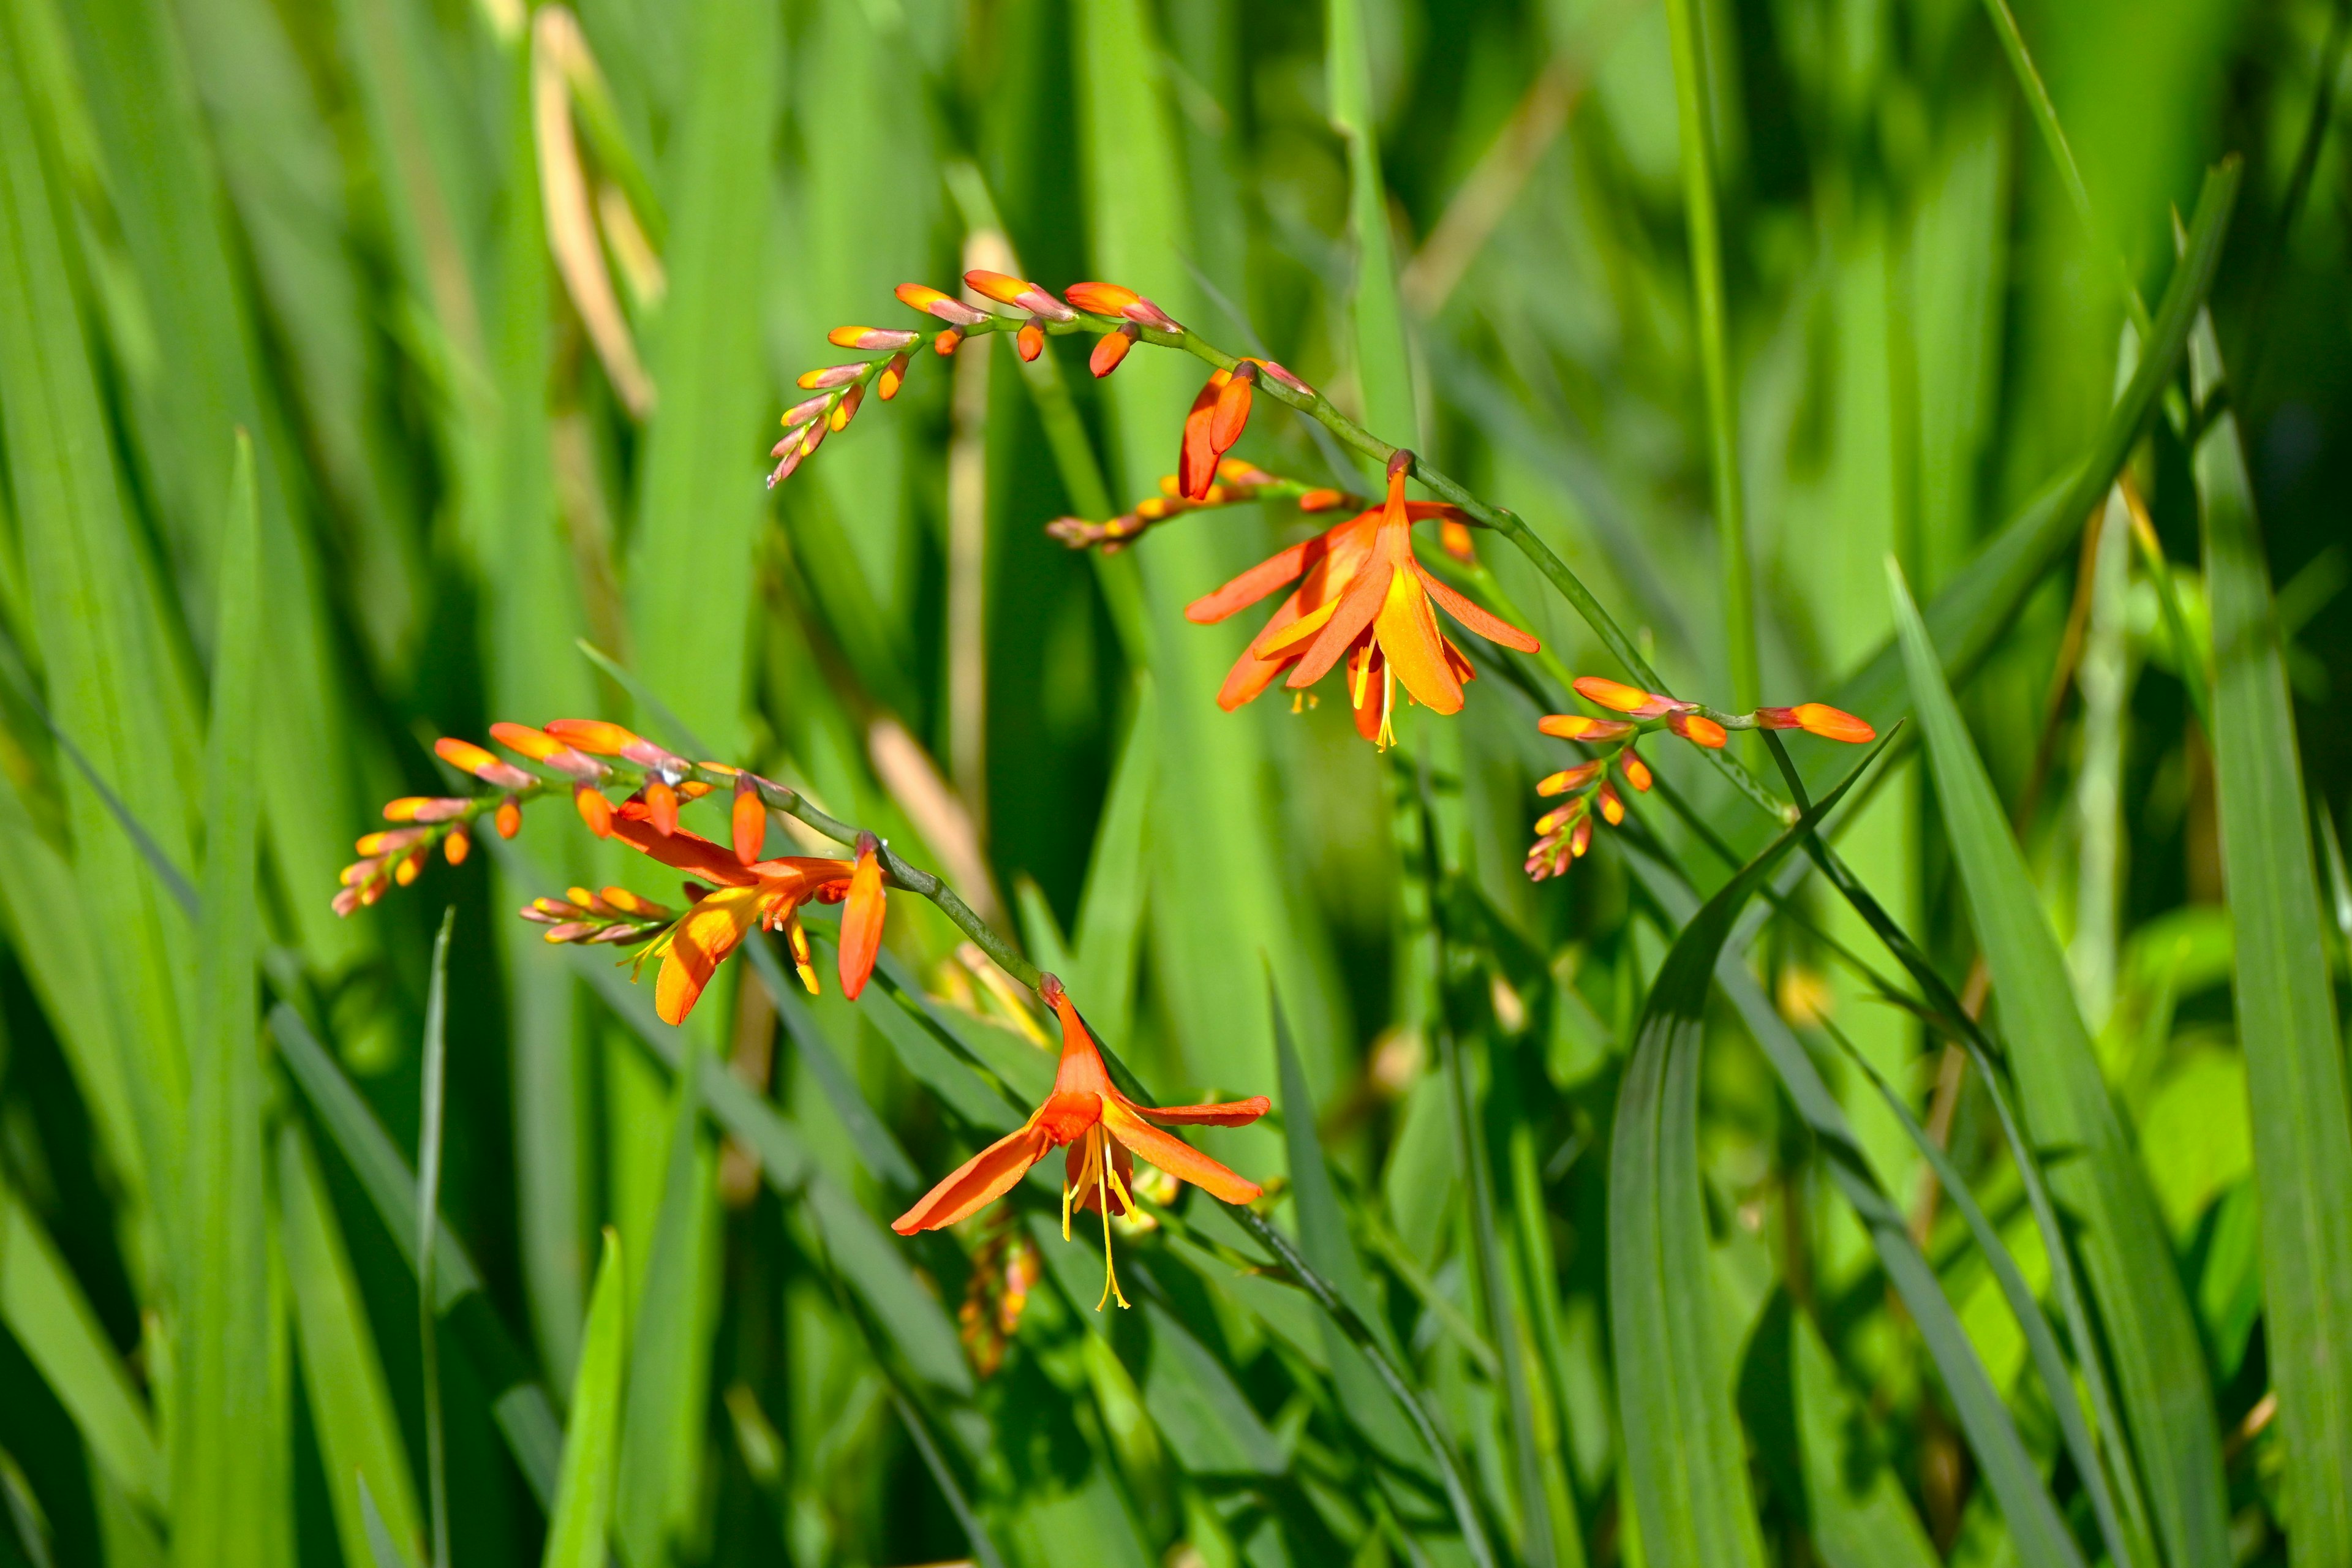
{"left": 334, "top": 738, "right": 550, "bottom": 914}
{"left": 520, "top": 885, "right": 680, "bottom": 947}
{"left": 958, "top": 1221, "right": 1043, "bottom": 1379}
{"left": 1524, "top": 677, "right": 1874, "bottom": 880}
{"left": 1045, "top": 459, "right": 1349, "bottom": 554}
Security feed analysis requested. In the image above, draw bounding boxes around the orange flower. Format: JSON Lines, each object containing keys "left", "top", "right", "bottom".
{"left": 894, "top": 974, "right": 1269, "bottom": 1310}
{"left": 602, "top": 810, "right": 861, "bottom": 1025}
{"left": 1755, "top": 702, "right": 1876, "bottom": 743}
{"left": 1186, "top": 454, "right": 1539, "bottom": 748}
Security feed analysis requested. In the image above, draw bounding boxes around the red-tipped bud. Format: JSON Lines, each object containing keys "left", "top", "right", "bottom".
{"left": 1532, "top": 798, "right": 1586, "bottom": 836}
{"left": 1177, "top": 372, "right": 1227, "bottom": 500}
{"left": 782, "top": 393, "right": 831, "bottom": 429}
{"left": 963, "top": 269, "right": 1076, "bottom": 321}
{"left": 839, "top": 832, "right": 886, "bottom": 1000}
{"left": 1619, "top": 748, "right": 1653, "bottom": 792}
{"left": 1572, "top": 676, "right": 1674, "bottom": 715}
{"left": 496, "top": 797, "right": 522, "bottom": 839}
{"left": 574, "top": 784, "right": 614, "bottom": 838}
{"left": 934, "top": 328, "right": 962, "bottom": 356}
{"left": 645, "top": 780, "right": 679, "bottom": 836}
{"left": 1536, "top": 760, "right": 1604, "bottom": 797}
{"left": 333, "top": 887, "right": 361, "bottom": 918}
{"left": 600, "top": 886, "right": 666, "bottom": 918}
{"left": 1666, "top": 711, "right": 1727, "bottom": 748}
{"left": 435, "top": 736, "right": 535, "bottom": 790}
{"left": 1257, "top": 360, "right": 1314, "bottom": 396}
{"left": 545, "top": 719, "right": 643, "bottom": 756}
{"left": 731, "top": 774, "right": 765, "bottom": 865}
{"left": 355, "top": 827, "right": 427, "bottom": 856}
{"left": 394, "top": 847, "right": 427, "bottom": 886}
{"left": 384, "top": 796, "right": 470, "bottom": 823}
{"left": 1757, "top": 703, "right": 1875, "bottom": 742}
{"left": 896, "top": 282, "right": 989, "bottom": 325}
{"left": 1569, "top": 817, "right": 1593, "bottom": 858}
{"left": 1298, "top": 488, "right": 1347, "bottom": 512}
{"left": 492, "top": 722, "right": 605, "bottom": 779}
{"left": 1537, "top": 714, "right": 1635, "bottom": 742}
{"left": 1597, "top": 782, "right": 1625, "bottom": 825}
{"left": 827, "top": 325, "right": 921, "bottom": 352}
{"left": 1017, "top": 320, "right": 1044, "bottom": 361}
{"left": 829, "top": 382, "right": 864, "bottom": 431}
{"left": 798, "top": 420, "right": 827, "bottom": 459}
{"left": 1063, "top": 280, "right": 1137, "bottom": 315}
{"left": 1090, "top": 323, "right": 1138, "bottom": 377}
{"left": 443, "top": 827, "right": 471, "bottom": 865}
{"left": 877, "top": 352, "right": 911, "bottom": 400}
{"left": 796, "top": 363, "right": 865, "bottom": 391}
{"left": 542, "top": 922, "right": 598, "bottom": 944}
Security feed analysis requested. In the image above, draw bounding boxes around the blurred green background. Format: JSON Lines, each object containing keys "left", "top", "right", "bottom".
{"left": 0, "top": 0, "right": 2345, "bottom": 1562}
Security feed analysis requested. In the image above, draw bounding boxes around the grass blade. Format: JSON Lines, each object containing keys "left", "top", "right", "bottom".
{"left": 279, "top": 1124, "right": 426, "bottom": 1568}
{"left": 177, "top": 431, "right": 273, "bottom": 1565}
{"left": 621, "top": 0, "right": 777, "bottom": 756}
{"left": 1610, "top": 744, "right": 1883, "bottom": 1568}
{"left": 416, "top": 908, "right": 454, "bottom": 1568}
{"left": 0, "top": 1181, "right": 165, "bottom": 1512}
{"left": 1659, "top": 0, "right": 1754, "bottom": 706}
{"left": 1620, "top": 837, "right": 2087, "bottom": 1568}
{"left": 1891, "top": 562, "right": 2228, "bottom": 1568}
{"left": 2190, "top": 312, "right": 2352, "bottom": 1563}
{"left": 541, "top": 1230, "right": 628, "bottom": 1568}
{"left": 1326, "top": 0, "right": 1417, "bottom": 451}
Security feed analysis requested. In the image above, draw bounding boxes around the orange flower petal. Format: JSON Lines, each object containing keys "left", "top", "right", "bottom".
{"left": 731, "top": 776, "right": 765, "bottom": 865}
{"left": 837, "top": 835, "right": 886, "bottom": 1000}
{"left": 1374, "top": 568, "right": 1464, "bottom": 715}
{"left": 545, "top": 718, "right": 644, "bottom": 756}
{"left": 1208, "top": 367, "right": 1254, "bottom": 450}
{"left": 1131, "top": 1095, "right": 1270, "bottom": 1127}
{"left": 1412, "top": 562, "right": 1540, "bottom": 652}
{"left": 1572, "top": 676, "right": 1656, "bottom": 713}
{"left": 1089, "top": 326, "right": 1135, "bottom": 377}
{"left": 655, "top": 885, "right": 764, "bottom": 1025}
{"left": 1186, "top": 537, "right": 1317, "bottom": 624}
{"left": 574, "top": 785, "right": 614, "bottom": 837}
{"left": 646, "top": 780, "right": 679, "bottom": 837}
{"left": 1063, "top": 281, "right": 1139, "bottom": 315}
{"left": 893, "top": 1122, "right": 1055, "bottom": 1234}
{"left": 609, "top": 816, "right": 764, "bottom": 887}
{"left": 1176, "top": 372, "right": 1227, "bottom": 500}
{"left": 1101, "top": 1101, "right": 1262, "bottom": 1205}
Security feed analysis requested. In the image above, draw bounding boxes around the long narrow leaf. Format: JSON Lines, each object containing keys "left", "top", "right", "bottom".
{"left": 2191, "top": 312, "right": 2352, "bottom": 1562}
{"left": 1893, "top": 563, "right": 2228, "bottom": 1568}
{"left": 541, "top": 1230, "right": 628, "bottom": 1568}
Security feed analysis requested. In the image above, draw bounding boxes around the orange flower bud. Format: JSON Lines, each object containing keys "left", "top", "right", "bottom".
{"left": 1572, "top": 676, "right": 1664, "bottom": 714}
{"left": 1666, "top": 711, "right": 1727, "bottom": 748}
{"left": 827, "top": 325, "right": 920, "bottom": 351}
{"left": 1619, "top": 749, "right": 1653, "bottom": 792}
{"left": 1537, "top": 714, "right": 1635, "bottom": 742}
{"left": 600, "top": 886, "right": 665, "bottom": 918}
{"left": 1597, "top": 782, "right": 1625, "bottom": 825}
{"left": 385, "top": 796, "right": 470, "bottom": 823}
{"left": 333, "top": 887, "right": 361, "bottom": 918}
{"left": 1536, "top": 760, "right": 1604, "bottom": 797}
{"left": 435, "top": 737, "right": 497, "bottom": 774}
{"left": 963, "top": 269, "right": 1075, "bottom": 321}
{"left": 781, "top": 393, "right": 830, "bottom": 428}
{"left": 394, "top": 847, "right": 426, "bottom": 886}
{"left": 545, "top": 719, "right": 643, "bottom": 756}
{"left": 895, "top": 282, "right": 988, "bottom": 326}
{"left": 1063, "top": 281, "right": 1138, "bottom": 315}
{"left": 574, "top": 783, "right": 614, "bottom": 838}
{"left": 490, "top": 723, "right": 602, "bottom": 778}
{"left": 878, "top": 352, "right": 911, "bottom": 399}
{"left": 1439, "top": 518, "right": 1475, "bottom": 564}
{"left": 934, "top": 328, "right": 962, "bottom": 356}
{"left": 796, "top": 363, "right": 864, "bottom": 391}
{"left": 496, "top": 797, "right": 523, "bottom": 839}
{"left": 829, "top": 382, "right": 863, "bottom": 431}
{"left": 1090, "top": 323, "right": 1137, "bottom": 377}
{"left": 1787, "top": 703, "right": 1874, "bottom": 743}
{"left": 1569, "top": 817, "right": 1593, "bottom": 858}
{"left": 731, "top": 774, "right": 765, "bottom": 865}
{"left": 679, "top": 780, "right": 712, "bottom": 799}
{"left": 1298, "top": 488, "right": 1346, "bottom": 512}
{"left": 839, "top": 832, "right": 886, "bottom": 1000}
{"left": 443, "top": 827, "right": 471, "bottom": 865}
{"left": 645, "top": 779, "right": 679, "bottom": 836}
{"left": 543, "top": 922, "right": 597, "bottom": 944}
{"left": 356, "top": 827, "right": 427, "bottom": 856}
{"left": 1210, "top": 362, "right": 1256, "bottom": 449}
{"left": 1017, "top": 320, "right": 1044, "bottom": 361}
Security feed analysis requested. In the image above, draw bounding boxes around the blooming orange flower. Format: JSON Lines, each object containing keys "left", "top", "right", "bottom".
{"left": 1186, "top": 454, "right": 1539, "bottom": 747}
{"left": 601, "top": 809, "right": 876, "bottom": 1024}
{"left": 894, "top": 974, "right": 1269, "bottom": 1310}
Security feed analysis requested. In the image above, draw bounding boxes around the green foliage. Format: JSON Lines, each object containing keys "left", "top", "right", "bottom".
{"left": 0, "top": 0, "right": 2343, "bottom": 1565}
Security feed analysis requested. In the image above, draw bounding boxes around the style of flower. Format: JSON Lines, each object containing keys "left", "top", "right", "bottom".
{"left": 1523, "top": 679, "right": 1875, "bottom": 879}
{"left": 1185, "top": 451, "right": 1539, "bottom": 748}
{"left": 893, "top": 974, "right": 1270, "bottom": 1311}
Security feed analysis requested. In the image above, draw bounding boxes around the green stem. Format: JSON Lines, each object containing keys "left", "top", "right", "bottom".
{"left": 1660, "top": 0, "right": 1756, "bottom": 714}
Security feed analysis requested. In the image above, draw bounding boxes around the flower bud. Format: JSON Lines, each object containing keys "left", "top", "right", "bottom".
{"left": 963, "top": 269, "right": 1075, "bottom": 321}
{"left": 877, "top": 352, "right": 911, "bottom": 400}
{"left": 827, "top": 325, "right": 920, "bottom": 351}
{"left": 895, "top": 282, "right": 989, "bottom": 326}
{"left": 1090, "top": 323, "right": 1137, "bottom": 377}
{"left": 1017, "top": 320, "right": 1044, "bottom": 361}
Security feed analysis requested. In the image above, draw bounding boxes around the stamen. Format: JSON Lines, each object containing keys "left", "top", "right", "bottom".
{"left": 1095, "top": 1131, "right": 1129, "bottom": 1311}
